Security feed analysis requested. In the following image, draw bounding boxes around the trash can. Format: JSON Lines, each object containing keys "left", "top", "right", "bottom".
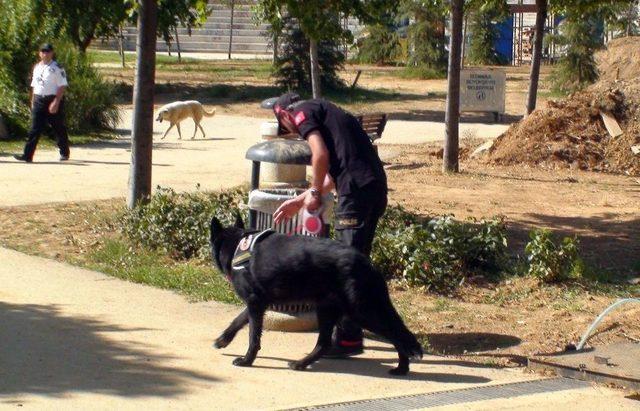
{"left": 248, "top": 188, "right": 334, "bottom": 236}
{"left": 245, "top": 136, "right": 333, "bottom": 331}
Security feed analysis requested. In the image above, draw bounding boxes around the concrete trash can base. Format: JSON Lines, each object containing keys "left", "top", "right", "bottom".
{"left": 264, "top": 303, "right": 318, "bottom": 331}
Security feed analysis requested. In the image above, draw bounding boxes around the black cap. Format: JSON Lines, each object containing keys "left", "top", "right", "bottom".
{"left": 273, "top": 93, "right": 301, "bottom": 113}
{"left": 40, "top": 43, "right": 54, "bottom": 52}
{"left": 273, "top": 93, "right": 303, "bottom": 136}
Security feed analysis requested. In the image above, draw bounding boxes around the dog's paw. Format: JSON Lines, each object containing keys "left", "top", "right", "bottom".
{"left": 213, "top": 336, "right": 231, "bottom": 349}
{"left": 288, "top": 361, "right": 308, "bottom": 371}
{"left": 232, "top": 357, "right": 253, "bottom": 367}
{"left": 388, "top": 366, "right": 409, "bottom": 376}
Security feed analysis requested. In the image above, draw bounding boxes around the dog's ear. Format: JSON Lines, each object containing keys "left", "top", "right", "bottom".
{"left": 210, "top": 216, "right": 223, "bottom": 243}
{"left": 234, "top": 212, "right": 245, "bottom": 229}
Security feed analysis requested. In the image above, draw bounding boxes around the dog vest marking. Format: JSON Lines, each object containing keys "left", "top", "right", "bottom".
{"left": 230, "top": 229, "right": 275, "bottom": 277}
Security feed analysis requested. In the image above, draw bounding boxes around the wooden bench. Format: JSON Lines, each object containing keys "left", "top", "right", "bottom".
{"left": 355, "top": 113, "right": 388, "bottom": 144}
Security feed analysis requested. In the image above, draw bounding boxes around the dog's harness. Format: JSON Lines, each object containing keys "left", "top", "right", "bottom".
{"left": 230, "top": 229, "right": 276, "bottom": 279}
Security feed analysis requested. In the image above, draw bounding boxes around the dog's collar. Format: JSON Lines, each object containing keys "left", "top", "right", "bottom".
{"left": 229, "top": 229, "right": 275, "bottom": 280}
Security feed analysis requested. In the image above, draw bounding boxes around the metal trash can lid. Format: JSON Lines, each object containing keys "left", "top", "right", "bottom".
{"left": 245, "top": 139, "right": 311, "bottom": 165}
{"left": 260, "top": 96, "right": 279, "bottom": 110}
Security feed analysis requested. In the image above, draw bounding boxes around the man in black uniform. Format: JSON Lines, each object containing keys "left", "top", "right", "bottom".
{"left": 272, "top": 93, "right": 387, "bottom": 357}
{"left": 14, "top": 43, "right": 70, "bottom": 163}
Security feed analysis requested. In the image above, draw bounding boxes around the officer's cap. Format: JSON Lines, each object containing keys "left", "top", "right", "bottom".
{"left": 40, "top": 43, "right": 54, "bottom": 52}
{"left": 273, "top": 93, "right": 303, "bottom": 136}
{"left": 273, "top": 93, "right": 301, "bottom": 114}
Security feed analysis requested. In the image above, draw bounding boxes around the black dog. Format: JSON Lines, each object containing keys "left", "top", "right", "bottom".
{"left": 209, "top": 215, "right": 423, "bottom": 375}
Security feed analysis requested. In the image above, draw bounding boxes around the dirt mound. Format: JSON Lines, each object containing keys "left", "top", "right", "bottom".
{"left": 487, "top": 80, "right": 640, "bottom": 175}
{"left": 596, "top": 36, "right": 640, "bottom": 81}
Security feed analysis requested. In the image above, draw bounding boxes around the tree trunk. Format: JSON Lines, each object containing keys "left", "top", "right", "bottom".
{"left": 118, "top": 25, "right": 126, "bottom": 68}
{"left": 443, "top": 0, "right": 464, "bottom": 173}
{"left": 228, "top": 0, "right": 235, "bottom": 60}
{"left": 175, "top": 26, "right": 182, "bottom": 63}
{"left": 461, "top": 13, "right": 468, "bottom": 69}
{"left": 128, "top": 0, "right": 158, "bottom": 209}
{"left": 310, "top": 39, "right": 321, "bottom": 98}
{"left": 526, "top": 0, "right": 547, "bottom": 116}
{"left": 273, "top": 33, "right": 279, "bottom": 63}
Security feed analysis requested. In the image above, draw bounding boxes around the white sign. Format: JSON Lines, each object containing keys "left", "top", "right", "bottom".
{"left": 460, "top": 69, "right": 506, "bottom": 114}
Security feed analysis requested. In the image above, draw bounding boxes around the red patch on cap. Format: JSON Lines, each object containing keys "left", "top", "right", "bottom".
{"left": 294, "top": 111, "right": 306, "bottom": 126}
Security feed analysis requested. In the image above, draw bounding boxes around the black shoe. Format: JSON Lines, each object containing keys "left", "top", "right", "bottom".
{"left": 14, "top": 154, "right": 32, "bottom": 163}
{"left": 59, "top": 154, "right": 69, "bottom": 161}
{"left": 322, "top": 341, "right": 364, "bottom": 359}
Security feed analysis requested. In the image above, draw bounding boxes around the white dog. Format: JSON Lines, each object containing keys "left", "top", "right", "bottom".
{"left": 155, "top": 101, "right": 216, "bottom": 140}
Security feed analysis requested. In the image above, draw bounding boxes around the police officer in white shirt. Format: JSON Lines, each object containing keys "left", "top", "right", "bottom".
{"left": 14, "top": 43, "right": 70, "bottom": 162}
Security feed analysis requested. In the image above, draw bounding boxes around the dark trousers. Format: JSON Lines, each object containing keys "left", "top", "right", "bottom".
{"left": 23, "top": 95, "right": 70, "bottom": 160}
{"left": 334, "top": 181, "right": 388, "bottom": 343}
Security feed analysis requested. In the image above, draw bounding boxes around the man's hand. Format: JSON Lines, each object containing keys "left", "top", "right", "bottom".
{"left": 48, "top": 100, "right": 59, "bottom": 114}
{"left": 273, "top": 197, "right": 303, "bottom": 225}
{"left": 304, "top": 191, "right": 322, "bottom": 212}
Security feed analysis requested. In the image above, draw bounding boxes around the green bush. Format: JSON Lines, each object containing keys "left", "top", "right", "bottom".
{"left": 121, "top": 186, "right": 248, "bottom": 260}
{"left": 372, "top": 207, "right": 508, "bottom": 292}
{"left": 524, "top": 229, "right": 582, "bottom": 283}
{"left": 547, "top": 14, "right": 601, "bottom": 93}
{"left": 0, "top": 1, "right": 119, "bottom": 137}
{"left": 58, "top": 44, "right": 120, "bottom": 132}
{"left": 466, "top": 1, "right": 510, "bottom": 66}
{"left": 355, "top": 25, "right": 402, "bottom": 65}
{"left": 272, "top": 17, "right": 346, "bottom": 91}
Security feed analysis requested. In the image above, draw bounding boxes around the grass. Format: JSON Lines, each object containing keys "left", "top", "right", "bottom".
{"left": 86, "top": 238, "right": 240, "bottom": 304}
{"left": 398, "top": 66, "right": 447, "bottom": 80}
{"left": 89, "top": 50, "right": 273, "bottom": 80}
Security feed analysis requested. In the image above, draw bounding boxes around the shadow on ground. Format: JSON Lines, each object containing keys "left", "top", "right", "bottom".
{"left": 507, "top": 213, "right": 640, "bottom": 277}
{"left": 0, "top": 302, "right": 218, "bottom": 398}
{"left": 388, "top": 109, "right": 522, "bottom": 124}
{"left": 221, "top": 353, "right": 492, "bottom": 383}
{"left": 420, "top": 332, "right": 522, "bottom": 356}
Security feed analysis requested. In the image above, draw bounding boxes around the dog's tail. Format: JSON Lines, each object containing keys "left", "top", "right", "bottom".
{"left": 395, "top": 320, "right": 424, "bottom": 360}
{"left": 379, "top": 303, "right": 424, "bottom": 360}
{"left": 203, "top": 107, "right": 216, "bottom": 117}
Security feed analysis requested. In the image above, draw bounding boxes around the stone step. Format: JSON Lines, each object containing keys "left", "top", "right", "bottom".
{"left": 176, "top": 28, "right": 269, "bottom": 37}
{"left": 96, "top": 39, "right": 271, "bottom": 53}
{"left": 187, "top": 34, "right": 267, "bottom": 42}
{"left": 202, "top": 22, "right": 269, "bottom": 30}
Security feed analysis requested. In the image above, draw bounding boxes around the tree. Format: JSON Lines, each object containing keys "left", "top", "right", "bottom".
{"left": 443, "top": 0, "right": 464, "bottom": 173}
{"left": 526, "top": 0, "right": 547, "bottom": 116}
{"left": 401, "top": 0, "right": 448, "bottom": 71}
{"left": 128, "top": 0, "right": 158, "bottom": 209}
{"left": 255, "top": 0, "right": 397, "bottom": 97}
{"left": 47, "top": 0, "right": 130, "bottom": 52}
{"left": 607, "top": 0, "right": 639, "bottom": 36}
{"left": 355, "top": 24, "right": 402, "bottom": 65}
{"left": 271, "top": 17, "right": 346, "bottom": 91}
{"left": 155, "top": 0, "right": 211, "bottom": 59}
{"left": 466, "top": 0, "right": 510, "bottom": 65}
{"left": 547, "top": 0, "right": 631, "bottom": 93}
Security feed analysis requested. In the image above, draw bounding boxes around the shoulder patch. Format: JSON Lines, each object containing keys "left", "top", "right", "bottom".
{"left": 294, "top": 111, "right": 306, "bottom": 126}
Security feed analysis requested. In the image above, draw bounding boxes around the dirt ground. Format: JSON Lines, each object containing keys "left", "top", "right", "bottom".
{"left": 1, "top": 142, "right": 638, "bottom": 366}
{"left": 1, "top": 60, "right": 637, "bottom": 369}
{"left": 102, "top": 62, "right": 549, "bottom": 122}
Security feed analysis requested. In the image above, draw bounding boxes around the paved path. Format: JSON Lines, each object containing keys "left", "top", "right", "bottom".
{"left": 0, "top": 111, "right": 507, "bottom": 207}
{"left": 1, "top": 111, "right": 636, "bottom": 409}
{"left": 6, "top": 247, "right": 638, "bottom": 410}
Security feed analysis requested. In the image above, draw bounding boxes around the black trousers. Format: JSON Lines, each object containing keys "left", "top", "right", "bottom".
{"left": 23, "top": 95, "right": 70, "bottom": 160}
{"left": 334, "top": 181, "right": 388, "bottom": 342}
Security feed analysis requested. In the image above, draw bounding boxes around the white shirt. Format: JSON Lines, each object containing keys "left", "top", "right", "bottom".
{"left": 31, "top": 60, "right": 68, "bottom": 96}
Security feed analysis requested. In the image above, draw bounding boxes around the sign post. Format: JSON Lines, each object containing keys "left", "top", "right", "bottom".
{"left": 460, "top": 69, "right": 506, "bottom": 122}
